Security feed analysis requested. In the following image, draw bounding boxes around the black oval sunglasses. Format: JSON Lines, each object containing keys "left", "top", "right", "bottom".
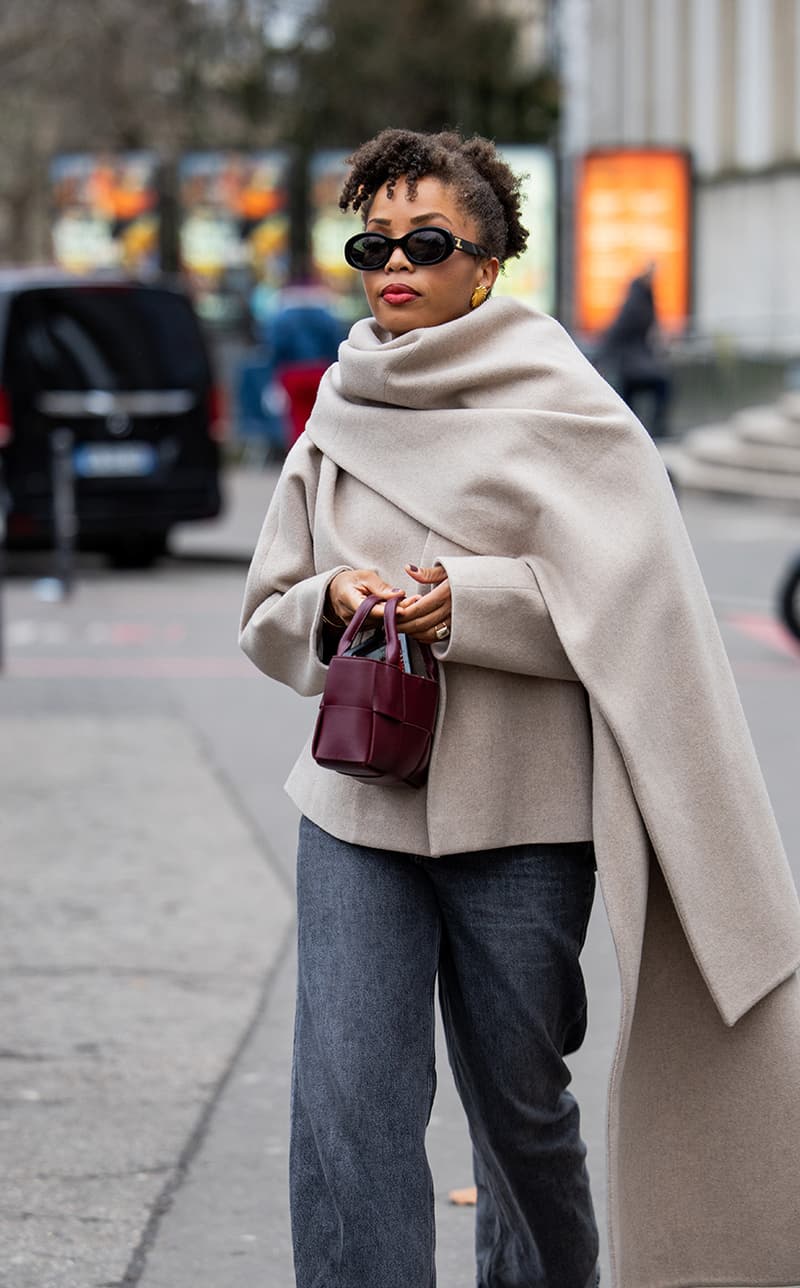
{"left": 344, "top": 225, "right": 487, "bottom": 271}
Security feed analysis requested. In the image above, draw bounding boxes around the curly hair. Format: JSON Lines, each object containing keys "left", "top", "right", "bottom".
{"left": 339, "top": 128, "right": 528, "bottom": 265}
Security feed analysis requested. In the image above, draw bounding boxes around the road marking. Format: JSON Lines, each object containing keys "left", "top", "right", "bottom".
{"left": 7, "top": 657, "right": 253, "bottom": 678}
{"left": 7, "top": 621, "right": 70, "bottom": 647}
{"left": 727, "top": 613, "right": 800, "bottom": 662}
{"left": 7, "top": 620, "right": 188, "bottom": 648}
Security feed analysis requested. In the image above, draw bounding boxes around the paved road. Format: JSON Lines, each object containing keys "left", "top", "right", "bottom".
{"left": 1, "top": 469, "right": 799, "bottom": 1288}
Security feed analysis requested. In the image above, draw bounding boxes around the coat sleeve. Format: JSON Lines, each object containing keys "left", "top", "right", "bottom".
{"left": 430, "top": 554, "right": 579, "bottom": 682}
{"left": 239, "top": 444, "right": 351, "bottom": 696}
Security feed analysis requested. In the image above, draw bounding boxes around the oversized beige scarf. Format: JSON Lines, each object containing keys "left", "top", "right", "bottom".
{"left": 308, "top": 297, "right": 799, "bottom": 1022}
{"left": 306, "top": 298, "right": 800, "bottom": 1287}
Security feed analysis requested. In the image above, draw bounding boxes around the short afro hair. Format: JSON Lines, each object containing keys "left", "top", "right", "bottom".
{"left": 339, "top": 128, "right": 528, "bottom": 265}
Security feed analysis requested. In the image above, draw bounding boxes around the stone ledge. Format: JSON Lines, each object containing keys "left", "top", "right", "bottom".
{"left": 682, "top": 425, "right": 800, "bottom": 473}
{"left": 733, "top": 407, "right": 800, "bottom": 447}
{"left": 661, "top": 443, "right": 800, "bottom": 502}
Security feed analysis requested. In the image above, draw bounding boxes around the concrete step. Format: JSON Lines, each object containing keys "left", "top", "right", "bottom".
{"left": 660, "top": 443, "right": 800, "bottom": 502}
{"left": 779, "top": 391, "right": 800, "bottom": 422}
{"left": 732, "top": 406, "right": 800, "bottom": 448}
{"left": 682, "top": 424, "right": 800, "bottom": 474}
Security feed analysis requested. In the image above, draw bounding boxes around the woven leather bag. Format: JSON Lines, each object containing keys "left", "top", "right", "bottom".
{"left": 312, "top": 593, "right": 439, "bottom": 788}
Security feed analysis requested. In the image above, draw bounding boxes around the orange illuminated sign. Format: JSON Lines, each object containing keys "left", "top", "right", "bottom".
{"left": 575, "top": 149, "right": 692, "bottom": 335}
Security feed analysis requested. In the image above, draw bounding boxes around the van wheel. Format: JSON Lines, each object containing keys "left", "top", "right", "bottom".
{"left": 105, "top": 533, "right": 168, "bottom": 570}
{"left": 778, "top": 555, "right": 800, "bottom": 642}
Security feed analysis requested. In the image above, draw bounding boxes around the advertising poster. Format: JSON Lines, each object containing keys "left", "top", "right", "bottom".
{"left": 574, "top": 148, "right": 692, "bottom": 335}
{"left": 178, "top": 151, "right": 290, "bottom": 324}
{"left": 50, "top": 152, "right": 160, "bottom": 275}
{"left": 309, "top": 151, "right": 367, "bottom": 321}
{"left": 493, "top": 146, "right": 557, "bottom": 315}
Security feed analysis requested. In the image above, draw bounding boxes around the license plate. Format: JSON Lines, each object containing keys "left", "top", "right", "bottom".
{"left": 73, "top": 442, "right": 157, "bottom": 478}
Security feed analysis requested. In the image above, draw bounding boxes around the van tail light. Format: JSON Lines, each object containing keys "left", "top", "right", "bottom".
{"left": 0, "top": 388, "right": 12, "bottom": 447}
{"left": 207, "top": 384, "right": 227, "bottom": 443}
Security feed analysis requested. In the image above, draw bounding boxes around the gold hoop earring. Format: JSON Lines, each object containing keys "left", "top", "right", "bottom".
{"left": 470, "top": 284, "right": 490, "bottom": 310}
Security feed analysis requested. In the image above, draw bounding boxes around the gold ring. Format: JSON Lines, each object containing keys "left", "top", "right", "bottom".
{"left": 434, "top": 622, "right": 450, "bottom": 641}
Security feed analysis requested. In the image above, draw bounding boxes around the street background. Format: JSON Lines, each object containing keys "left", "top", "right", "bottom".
{"left": 2, "top": 467, "right": 799, "bottom": 1288}
{"left": 3, "top": 0, "right": 800, "bottom": 1283}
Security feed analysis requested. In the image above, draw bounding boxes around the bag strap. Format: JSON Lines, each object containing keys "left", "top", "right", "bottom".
{"left": 336, "top": 593, "right": 401, "bottom": 668}
{"left": 337, "top": 593, "right": 381, "bottom": 653}
{"left": 382, "top": 596, "right": 402, "bottom": 667}
{"left": 336, "top": 592, "right": 437, "bottom": 679}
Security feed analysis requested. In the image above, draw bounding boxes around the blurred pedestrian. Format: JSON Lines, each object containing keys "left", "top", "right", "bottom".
{"left": 240, "top": 128, "right": 800, "bottom": 1288}
{"left": 596, "top": 263, "right": 672, "bottom": 437}
{"left": 262, "top": 274, "right": 344, "bottom": 449}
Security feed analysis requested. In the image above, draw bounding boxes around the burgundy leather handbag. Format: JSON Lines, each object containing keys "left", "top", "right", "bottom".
{"left": 312, "top": 594, "right": 439, "bottom": 788}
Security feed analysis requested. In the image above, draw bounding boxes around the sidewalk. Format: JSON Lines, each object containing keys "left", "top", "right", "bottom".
{"left": 0, "top": 715, "right": 292, "bottom": 1288}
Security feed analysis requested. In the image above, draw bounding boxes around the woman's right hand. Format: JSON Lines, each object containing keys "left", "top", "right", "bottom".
{"left": 325, "top": 569, "right": 403, "bottom": 627}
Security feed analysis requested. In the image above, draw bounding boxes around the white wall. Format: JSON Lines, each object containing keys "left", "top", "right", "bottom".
{"left": 735, "top": 0, "right": 774, "bottom": 168}
{"left": 696, "top": 170, "right": 800, "bottom": 347}
{"left": 690, "top": 0, "right": 721, "bottom": 174}
{"left": 651, "top": 0, "right": 681, "bottom": 145}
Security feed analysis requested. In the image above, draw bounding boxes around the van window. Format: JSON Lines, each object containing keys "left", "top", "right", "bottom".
{"left": 4, "top": 286, "right": 211, "bottom": 395}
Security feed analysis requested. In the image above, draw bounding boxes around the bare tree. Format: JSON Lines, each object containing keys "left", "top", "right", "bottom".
{"left": 0, "top": 0, "right": 278, "bottom": 260}
{"left": 0, "top": 0, "right": 558, "bottom": 262}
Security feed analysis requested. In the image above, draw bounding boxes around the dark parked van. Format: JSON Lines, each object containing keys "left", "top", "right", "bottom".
{"left": 0, "top": 272, "right": 223, "bottom": 566}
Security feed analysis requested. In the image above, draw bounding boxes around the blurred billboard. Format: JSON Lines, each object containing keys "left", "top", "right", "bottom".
{"left": 493, "top": 146, "right": 557, "bottom": 315}
{"left": 309, "top": 145, "right": 557, "bottom": 321}
{"left": 50, "top": 152, "right": 160, "bottom": 275}
{"left": 179, "top": 151, "right": 290, "bottom": 324}
{"left": 574, "top": 148, "right": 692, "bottom": 335}
{"left": 309, "top": 151, "right": 367, "bottom": 321}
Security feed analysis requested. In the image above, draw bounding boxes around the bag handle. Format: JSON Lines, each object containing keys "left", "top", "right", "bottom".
{"left": 337, "top": 593, "right": 402, "bottom": 667}
{"left": 336, "top": 592, "right": 437, "bottom": 679}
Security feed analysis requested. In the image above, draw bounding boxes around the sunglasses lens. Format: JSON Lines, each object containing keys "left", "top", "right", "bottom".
{"left": 345, "top": 227, "right": 455, "bottom": 270}
{"left": 406, "top": 229, "right": 450, "bottom": 264}
{"left": 347, "top": 234, "right": 390, "bottom": 269}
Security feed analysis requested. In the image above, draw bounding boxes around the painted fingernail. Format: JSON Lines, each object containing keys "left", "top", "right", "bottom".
{"left": 408, "top": 564, "right": 419, "bottom": 572}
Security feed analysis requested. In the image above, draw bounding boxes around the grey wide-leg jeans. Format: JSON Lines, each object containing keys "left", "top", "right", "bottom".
{"left": 290, "top": 816, "right": 599, "bottom": 1288}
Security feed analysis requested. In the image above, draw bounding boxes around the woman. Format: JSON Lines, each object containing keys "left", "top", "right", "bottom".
{"left": 240, "top": 130, "right": 800, "bottom": 1288}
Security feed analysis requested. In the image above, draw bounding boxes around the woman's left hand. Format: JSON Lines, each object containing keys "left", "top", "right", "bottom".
{"left": 396, "top": 564, "right": 452, "bottom": 643}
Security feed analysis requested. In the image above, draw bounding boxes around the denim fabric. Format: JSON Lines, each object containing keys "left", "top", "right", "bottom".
{"left": 291, "top": 817, "right": 599, "bottom": 1288}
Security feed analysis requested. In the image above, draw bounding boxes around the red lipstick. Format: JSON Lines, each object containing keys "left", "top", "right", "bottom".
{"left": 381, "top": 283, "right": 420, "bottom": 305}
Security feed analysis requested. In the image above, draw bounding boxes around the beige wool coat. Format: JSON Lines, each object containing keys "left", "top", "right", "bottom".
{"left": 240, "top": 298, "right": 800, "bottom": 1288}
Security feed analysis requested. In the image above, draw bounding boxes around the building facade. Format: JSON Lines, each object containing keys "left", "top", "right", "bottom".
{"left": 561, "top": 0, "right": 800, "bottom": 349}
{"left": 479, "top": 0, "right": 555, "bottom": 71}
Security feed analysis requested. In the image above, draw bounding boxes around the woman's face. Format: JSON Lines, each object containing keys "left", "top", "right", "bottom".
{"left": 359, "top": 175, "right": 499, "bottom": 335}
